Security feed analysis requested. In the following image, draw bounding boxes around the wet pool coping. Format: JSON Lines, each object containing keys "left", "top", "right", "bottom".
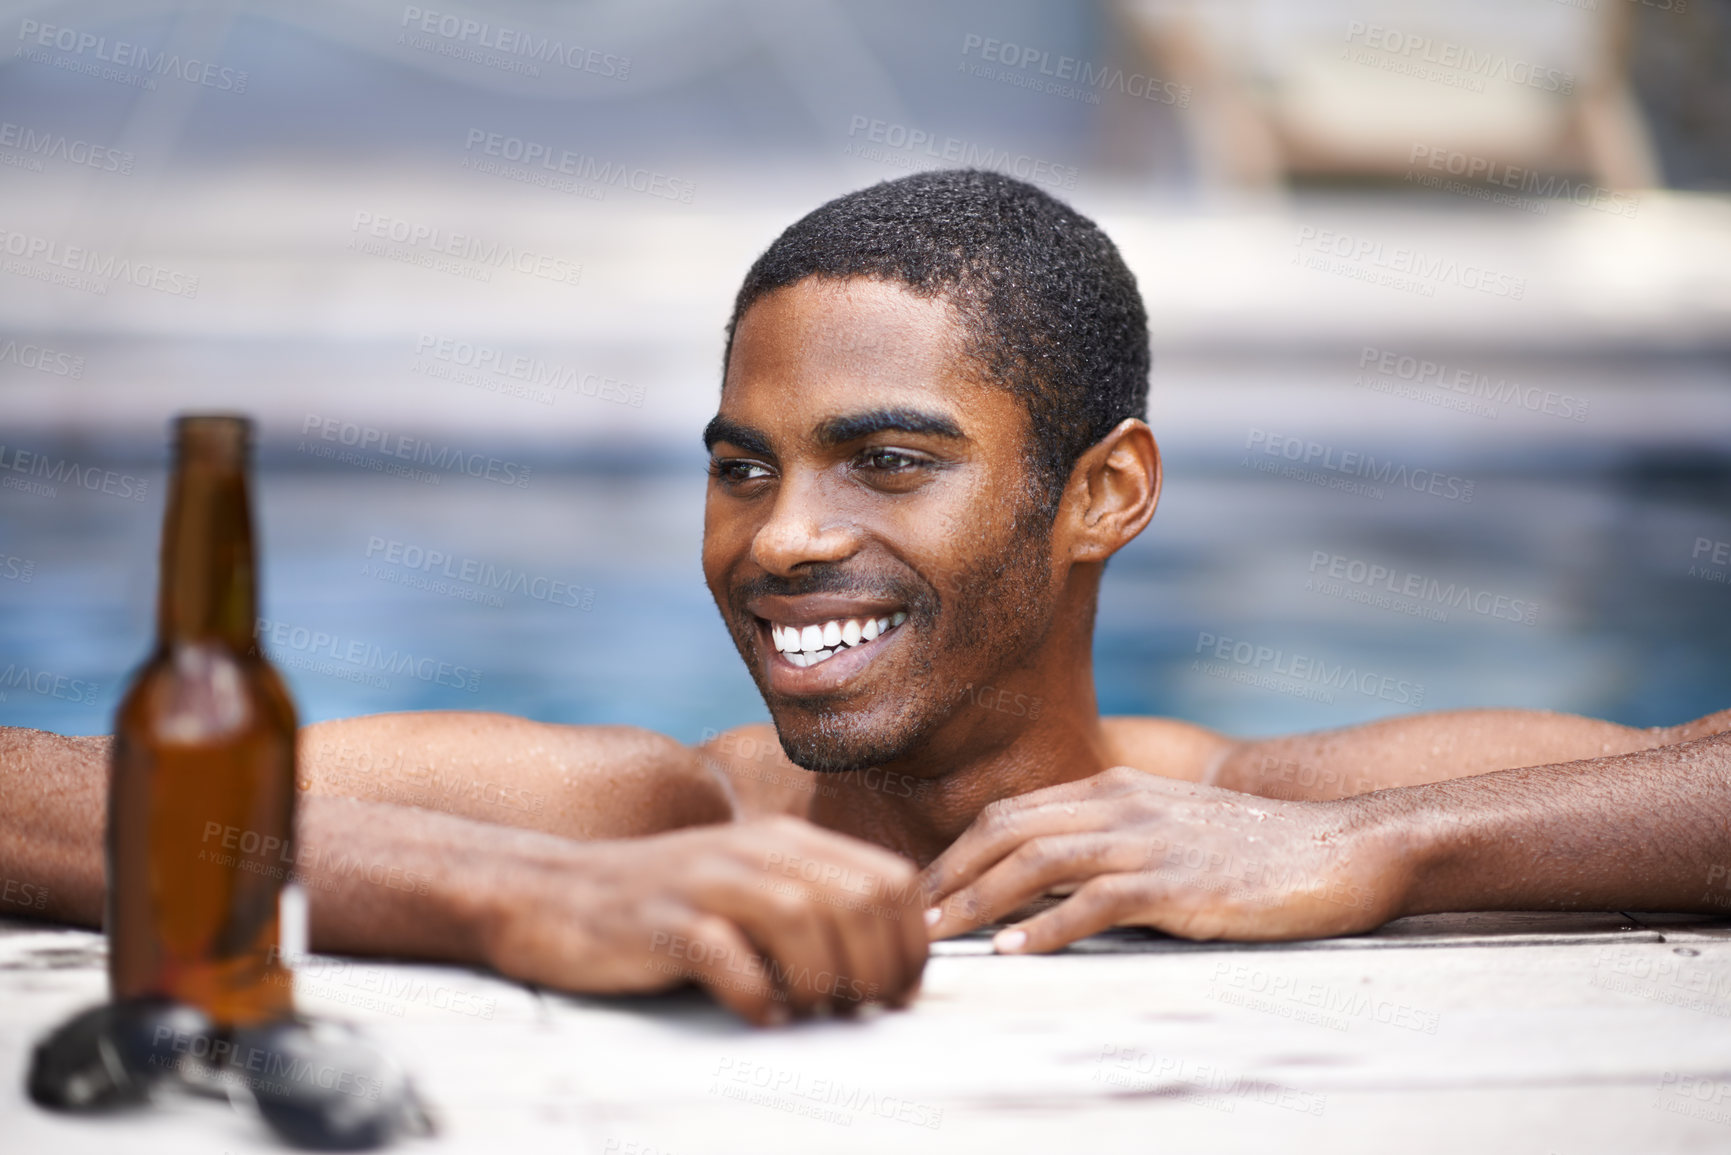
{"left": 4, "top": 911, "right": 1730, "bottom": 1153}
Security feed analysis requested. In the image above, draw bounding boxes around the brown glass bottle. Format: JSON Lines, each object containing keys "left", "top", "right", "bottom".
{"left": 108, "top": 415, "right": 298, "bottom": 1026}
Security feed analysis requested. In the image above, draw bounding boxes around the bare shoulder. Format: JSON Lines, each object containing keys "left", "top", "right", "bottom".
{"left": 699, "top": 723, "right": 819, "bottom": 819}
{"left": 298, "top": 710, "right": 731, "bottom": 839}
{"left": 302, "top": 710, "right": 695, "bottom": 772}
{"left": 1100, "top": 716, "right": 1239, "bottom": 784}
{"left": 1654, "top": 707, "right": 1731, "bottom": 745}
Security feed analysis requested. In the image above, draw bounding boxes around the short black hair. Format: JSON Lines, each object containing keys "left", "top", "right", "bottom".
{"left": 723, "top": 169, "right": 1149, "bottom": 517}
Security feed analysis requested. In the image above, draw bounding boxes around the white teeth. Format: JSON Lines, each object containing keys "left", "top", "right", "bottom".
{"left": 775, "top": 612, "right": 907, "bottom": 666}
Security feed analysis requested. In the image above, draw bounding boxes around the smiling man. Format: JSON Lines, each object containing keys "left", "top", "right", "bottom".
{"left": 3, "top": 170, "right": 1728, "bottom": 1025}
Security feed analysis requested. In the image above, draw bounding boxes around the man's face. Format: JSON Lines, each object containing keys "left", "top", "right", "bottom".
{"left": 703, "top": 277, "right": 1058, "bottom": 773}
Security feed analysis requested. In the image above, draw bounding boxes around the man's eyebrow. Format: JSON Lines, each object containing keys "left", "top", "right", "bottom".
{"left": 813, "top": 407, "right": 966, "bottom": 448}
{"left": 703, "top": 415, "right": 773, "bottom": 457}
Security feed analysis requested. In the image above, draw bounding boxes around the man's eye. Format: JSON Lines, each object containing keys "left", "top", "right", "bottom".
{"left": 711, "top": 459, "right": 773, "bottom": 483}
{"left": 859, "top": 448, "right": 922, "bottom": 472}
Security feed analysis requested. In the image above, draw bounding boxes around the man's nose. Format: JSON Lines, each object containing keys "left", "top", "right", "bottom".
{"left": 751, "top": 477, "right": 860, "bottom": 575}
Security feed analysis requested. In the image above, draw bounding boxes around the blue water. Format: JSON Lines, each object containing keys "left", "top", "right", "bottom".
{"left": 2, "top": 441, "right": 1729, "bottom": 743}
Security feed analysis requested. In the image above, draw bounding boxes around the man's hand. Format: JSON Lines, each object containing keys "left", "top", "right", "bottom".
{"left": 920, "top": 767, "right": 1403, "bottom": 953}
{"left": 478, "top": 815, "right": 928, "bottom": 1025}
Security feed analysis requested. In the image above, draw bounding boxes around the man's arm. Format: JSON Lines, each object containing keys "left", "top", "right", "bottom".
{"left": 1110, "top": 707, "right": 1731, "bottom": 800}
{"left": 0, "top": 724, "right": 925, "bottom": 1024}
{"left": 924, "top": 721, "right": 1731, "bottom": 950}
{"left": 1214, "top": 707, "right": 1731, "bottom": 800}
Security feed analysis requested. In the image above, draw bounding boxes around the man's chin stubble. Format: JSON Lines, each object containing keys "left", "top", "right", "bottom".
{"left": 771, "top": 706, "right": 937, "bottom": 774}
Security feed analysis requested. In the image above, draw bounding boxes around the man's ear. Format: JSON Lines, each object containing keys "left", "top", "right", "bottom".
{"left": 1061, "top": 419, "right": 1161, "bottom": 564}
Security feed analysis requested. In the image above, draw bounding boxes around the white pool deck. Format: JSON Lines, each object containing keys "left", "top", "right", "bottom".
{"left": 4, "top": 910, "right": 1731, "bottom": 1154}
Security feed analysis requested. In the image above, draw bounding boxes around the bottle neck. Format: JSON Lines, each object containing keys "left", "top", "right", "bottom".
{"left": 157, "top": 419, "right": 257, "bottom": 649}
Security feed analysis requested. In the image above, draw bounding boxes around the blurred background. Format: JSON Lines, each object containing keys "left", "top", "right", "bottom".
{"left": 1, "top": 0, "right": 1728, "bottom": 743}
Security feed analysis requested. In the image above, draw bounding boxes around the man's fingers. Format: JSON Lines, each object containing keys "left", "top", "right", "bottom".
{"left": 920, "top": 799, "right": 1118, "bottom": 907}
{"left": 678, "top": 914, "right": 785, "bottom": 1026}
{"left": 761, "top": 818, "right": 927, "bottom": 1010}
{"left": 697, "top": 866, "right": 842, "bottom": 1017}
{"left": 993, "top": 874, "right": 1152, "bottom": 955}
{"left": 925, "top": 832, "right": 1135, "bottom": 939}
{"left": 818, "top": 907, "right": 881, "bottom": 1017}
{"left": 887, "top": 876, "right": 929, "bottom": 1007}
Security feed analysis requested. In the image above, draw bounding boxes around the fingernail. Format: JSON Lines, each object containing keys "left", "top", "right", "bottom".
{"left": 924, "top": 906, "right": 942, "bottom": 928}
{"left": 993, "top": 928, "right": 1027, "bottom": 954}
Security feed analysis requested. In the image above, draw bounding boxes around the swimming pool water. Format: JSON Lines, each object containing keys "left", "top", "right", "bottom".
{"left": 4, "top": 442, "right": 1727, "bottom": 744}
